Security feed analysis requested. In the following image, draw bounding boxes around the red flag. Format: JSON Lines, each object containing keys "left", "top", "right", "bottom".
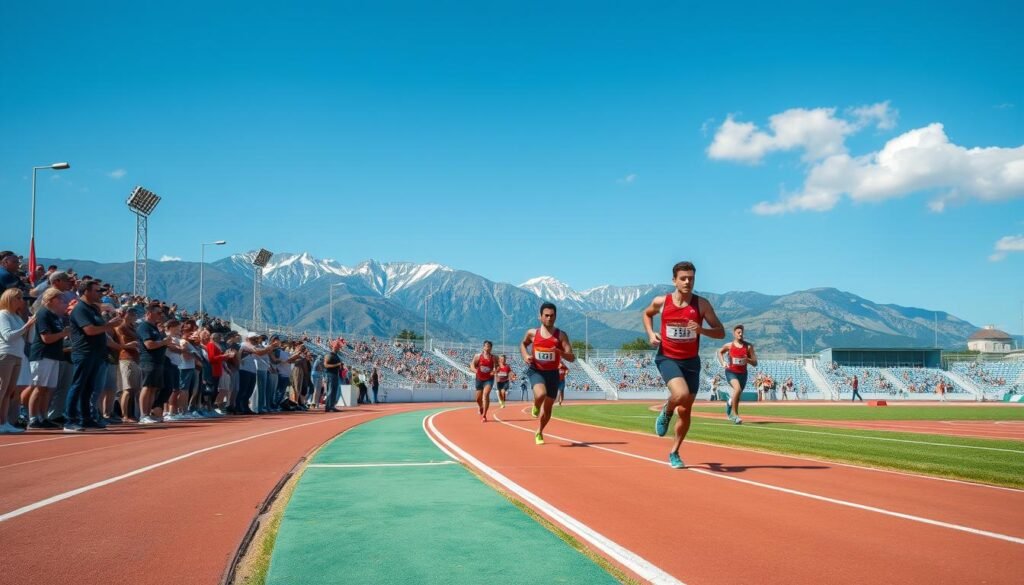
{"left": 28, "top": 237, "right": 37, "bottom": 286}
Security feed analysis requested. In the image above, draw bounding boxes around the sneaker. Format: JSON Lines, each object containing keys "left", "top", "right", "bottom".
{"left": 50, "top": 415, "right": 67, "bottom": 425}
{"left": 2, "top": 422, "right": 24, "bottom": 434}
{"left": 63, "top": 423, "right": 85, "bottom": 433}
{"left": 534, "top": 432, "right": 545, "bottom": 445}
{"left": 531, "top": 405, "right": 539, "bottom": 418}
{"left": 27, "top": 420, "right": 48, "bottom": 430}
{"left": 500, "top": 401, "right": 505, "bottom": 408}
{"left": 40, "top": 420, "right": 61, "bottom": 429}
{"left": 139, "top": 416, "right": 159, "bottom": 425}
{"left": 481, "top": 415, "right": 487, "bottom": 423}
{"left": 655, "top": 404, "right": 671, "bottom": 437}
{"left": 725, "top": 399, "right": 732, "bottom": 418}
{"left": 668, "top": 452, "right": 684, "bottom": 469}
{"left": 82, "top": 419, "right": 107, "bottom": 430}
{"left": 733, "top": 415, "right": 743, "bottom": 425}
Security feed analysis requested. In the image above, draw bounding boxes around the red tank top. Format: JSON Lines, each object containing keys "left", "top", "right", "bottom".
{"left": 726, "top": 342, "right": 749, "bottom": 374}
{"left": 496, "top": 364, "right": 511, "bottom": 381}
{"left": 531, "top": 327, "right": 561, "bottom": 371}
{"left": 660, "top": 294, "right": 702, "bottom": 360}
{"left": 558, "top": 364, "right": 568, "bottom": 381}
{"left": 476, "top": 353, "right": 495, "bottom": 380}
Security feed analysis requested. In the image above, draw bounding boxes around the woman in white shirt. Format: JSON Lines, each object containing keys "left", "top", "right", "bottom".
{"left": 0, "top": 289, "right": 37, "bottom": 433}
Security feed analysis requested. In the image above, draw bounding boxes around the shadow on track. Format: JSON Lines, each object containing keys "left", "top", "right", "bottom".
{"left": 701, "top": 461, "right": 829, "bottom": 473}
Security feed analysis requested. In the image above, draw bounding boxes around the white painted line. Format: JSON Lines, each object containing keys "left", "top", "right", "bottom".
{"left": 554, "top": 411, "right": 1024, "bottom": 493}
{"left": 0, "top": 433, "right": 193, "bottom": 471}
{"left": 425, "top": 411, "right": 684, "bottom": 585}
{"left": 308, "top": 461, "right": 456, "bottom": 468}
{"left": 0, "top": 413, "right": 371, "bottom": 523}
{"left": 422, "top": 410, "right": 463, "bottom": 463}
{"left": 0, "top": 436, "right": 77, "bottom": 448}
{"left": 493, "top": 413, "right": 1024, "bottom": 546}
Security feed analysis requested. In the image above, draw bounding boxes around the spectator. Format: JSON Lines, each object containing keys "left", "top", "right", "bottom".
{"left": 1, "top": 289, "right": 37, "bottom": 433}
{"left": 114, "top": 308, "right": 142, "bottom": 422}
{"left": 323, "top": 340, "right": 343, "bottom": 412}
{"left": 371, "top": 367, "right": 380, "bottom": 404}
{"left": 137, "top": 301, "right": 170, "bottom": 424}
{"left": 66, "top": 280, "right": 124, "bottom": 431}
{"left": 26, "top": 288, "right": 68, "bottom": 428}
{"left": 0, "top": 252, "right": 23, "bottom": 292}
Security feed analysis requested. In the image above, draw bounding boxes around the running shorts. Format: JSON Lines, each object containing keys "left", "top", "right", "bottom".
{"left": 725, "top": 371, "right": 747, "bottom": 390}
{"left": 527, "top": 367, "right": 560, "bottom": 399}
{"left": 475, "top": 378, "right": 494, "bottom": 392}
{"left": 655, "top": 354, "right": 701, "bottom": 394}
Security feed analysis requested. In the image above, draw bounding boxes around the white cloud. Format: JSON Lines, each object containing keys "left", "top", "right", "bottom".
{"left": 159, "top": 255, "right": 182, "bottom": 262}
{"left": 707, "top": 103, "right": 896, "bottom": 164}
{"left": 108, "top": 169, "right": 127, "bottom": 179}
{"left": 617, "top": 173, "right": 637, "bottom": 184}
{"left": 989, "top": 234, "right": 1024, "bottom": 262}
{"left": 994, "top": 103, "right": 1015, "bottom": 110}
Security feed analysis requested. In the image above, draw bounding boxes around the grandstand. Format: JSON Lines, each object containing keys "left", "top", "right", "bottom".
{"left": 949, "top": 361, "right": 1024, "bottom": 396}
{"left": 440, "top": 346, "right": 605, "bottom": 393}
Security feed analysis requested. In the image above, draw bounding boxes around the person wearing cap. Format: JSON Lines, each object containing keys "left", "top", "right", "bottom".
{"left": 64, "top": 280, "right": 124, "bottom": 431}
{"left": 137, "top": 302, "right": 171, "bottom": 424}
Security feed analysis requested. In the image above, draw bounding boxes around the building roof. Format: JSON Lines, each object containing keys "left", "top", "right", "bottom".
{"left": 968, "top": 327, "right": 1013, "bottom": 341}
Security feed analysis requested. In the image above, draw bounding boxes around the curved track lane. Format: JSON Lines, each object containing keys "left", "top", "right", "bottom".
{"left": 428, "top": 406, "right": 1024, "bottom": 585}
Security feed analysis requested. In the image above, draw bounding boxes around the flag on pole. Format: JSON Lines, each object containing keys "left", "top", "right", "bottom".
{"left": 28, "top": 237, "right": 38, "bottom": 286}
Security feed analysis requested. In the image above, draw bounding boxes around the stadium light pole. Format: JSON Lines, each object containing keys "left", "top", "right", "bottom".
{"left": 126, "top": 186, "right": 162, "bottom": 297}
{"left": 29, "top": 162, "right": 70, "bottom": 282}
{"left": 424, "top": 289, "right": 438, "bottom": 350}
{"left": 584, "top": 312, "right": 592, "bottom": 361}
{"left": 199, "top": 240, "right": 226, "bottom": 321}
{"left": 328, "top": 282, "right": 346, "bottom": 340}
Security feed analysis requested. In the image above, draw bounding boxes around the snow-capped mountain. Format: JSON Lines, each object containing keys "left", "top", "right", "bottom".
{"left": 518, "top": 276, "right": 588, "bottom": 311}
{"left": 519, "top": 277, "right": 670, "bottom": 312}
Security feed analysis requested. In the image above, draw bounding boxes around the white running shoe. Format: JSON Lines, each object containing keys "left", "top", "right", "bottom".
{"left": 139, "top": 416, "right": 158, "bottom": 425}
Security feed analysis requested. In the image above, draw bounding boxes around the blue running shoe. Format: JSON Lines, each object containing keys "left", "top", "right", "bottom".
{"left": 725, "top": 399, "right": 732, "bottom": 418}
{"left": 655, "top": 405, "right": 670, "bottom": 437}
{"left": 668, "top": 452, "right": 684, "bottom": 469}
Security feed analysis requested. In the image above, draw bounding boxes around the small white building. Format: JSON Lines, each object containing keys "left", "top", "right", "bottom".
{"left": 967, "top": 326, "right": 1015, "bottom": 354}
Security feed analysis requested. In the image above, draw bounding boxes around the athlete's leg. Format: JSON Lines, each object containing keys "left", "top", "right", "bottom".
{"left": 729, "top": 378, "right": 743, "bottom": 417}
{"left": 668, "top": 377, "right": 696, "bottom": 454}
{"left": 475, "top": 390, "right": 484, "bottom": 415}
{"left": 532, "top": 384, "right": 545, "bottom": 416}
{"left": 481, "top": 383, "right": 491, "bottom": 417}
{"left": 538, "top": 395, "right": 555, "bottom": 433}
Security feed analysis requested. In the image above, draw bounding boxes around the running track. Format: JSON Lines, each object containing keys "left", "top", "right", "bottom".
{"left": 0, "top": 404, "right": 435, "bottom": 585}
{"left": 427, "top": 406, "right": 1024, "bottom": 584}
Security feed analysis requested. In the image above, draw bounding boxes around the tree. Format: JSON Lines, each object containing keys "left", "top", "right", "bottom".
{"left": 571, "top": 340, "right": 593, "bottom": 351}
{"left": 397, "top": 329, "right": 423, "bottom": 341}
{"left": 621, "top": 337, "right": 651, "bottom": 351}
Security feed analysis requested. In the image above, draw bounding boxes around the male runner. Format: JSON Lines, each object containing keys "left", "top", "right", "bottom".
{"left": 495, "top": 355, "right": 511, "bottom": 408}
{"left": 643, "top": 261, "right": 724, "bottom": 468}
{"left": 556, "top": 362, "right": 569, "bottom": 405}
{"left": 520, "top": 302, "right": 575, "bottom": 445}
{"left": 717, "top": 324, "right": 757, "bottom": 425}
{"left": 469, "top": 340, "right": 496, "bottom": 422}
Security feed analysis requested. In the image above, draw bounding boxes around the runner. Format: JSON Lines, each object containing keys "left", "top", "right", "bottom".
{"left": 495, "top": 355, "right": 511, "bottom": 408}
{"left": 643, "top": 261, "right": 725, "bottom": 468}
{"left": 717, "top": 324, "right": 757, "bottom": 425}
{"left": 556, "top": 362, "right": 569, "bottom": 405}
{"left": 469, "top": 340, "right": 496, "bottom": 422}
{"left": 520, "top": 302, "right": 575, "bottom": 445}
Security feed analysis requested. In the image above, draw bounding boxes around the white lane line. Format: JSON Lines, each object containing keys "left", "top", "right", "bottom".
{"left": 557, "top": 412, "right": 1024, "bottom": 493}
{"left": 308, "top": 461, "right": 455, "bottom": 468}
{"left": 0, "top": 433, "right": 196, "bottom": 471}
{"left": 493, "top": 413, "right": 1024, "bottom": 546}
{"left": 0, "top": 413, "right": 372, "bottom": 523}
{"left": 425, "top": 411, "right": 684, "bottom": 585}
{"left": 0, "top": 436, "right": 77, "bottom": 448}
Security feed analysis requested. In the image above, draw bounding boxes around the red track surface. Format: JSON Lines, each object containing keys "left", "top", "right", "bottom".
{"left": 0, "top": 404, "right": 434, "bottom": 585}
{"left": 429, "top": 406, "right": 1024, "bottom": 584}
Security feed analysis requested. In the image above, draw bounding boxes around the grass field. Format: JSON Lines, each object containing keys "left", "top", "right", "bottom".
{"left": 693, "top": 404, "right": 1024, "bottom": 421}
{"left": 554, "top": 404, "right": 1024, "bottom": 489}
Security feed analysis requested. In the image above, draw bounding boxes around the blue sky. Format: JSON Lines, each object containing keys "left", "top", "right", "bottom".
{"left": 1, "top": 1, "right": 1022, "bottom": 333}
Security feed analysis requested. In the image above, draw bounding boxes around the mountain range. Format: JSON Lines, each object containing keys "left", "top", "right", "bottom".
{"left": 34, "top": 251, "right": 980, "bottom": 353}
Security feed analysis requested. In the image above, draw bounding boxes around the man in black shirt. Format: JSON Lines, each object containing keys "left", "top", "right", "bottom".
{"left": 137, "top": 302, "right": 171, "bottom": 424}
{"left": 323, "top": 341, "right": 343, "bottom": 412}
{"left": 65, "top": 281, "right": 123, "bottom": 431}
{"left": 27, "top": 288, "right": 68, "bottom": 429}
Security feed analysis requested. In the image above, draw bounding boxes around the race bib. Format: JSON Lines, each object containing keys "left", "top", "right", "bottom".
{"left": 479, "top": 366, "right": 492, "bottom": 373}
{"left": 535, "top": 350, "right": 556, "bottom": 363}
{"left": 731, "top": 357, "right": 746, "bottom": 366}
{"left": 665, "top": 324, "right": 696, "bottom": 341}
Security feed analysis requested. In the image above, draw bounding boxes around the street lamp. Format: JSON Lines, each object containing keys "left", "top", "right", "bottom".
{"left": 199, "top": 240, "right": 227, "bottom": 320}
{"left": 584, "top": 312, "right": 594, "bottom": 361}
{"left": 424, "top": 289, "right": 438, "bottom": 349}
{"left": 29, "top": 162, "right": 70, "bottom": 282}
{"left": 329, "top": 282, "right": 346, "bottom": 340}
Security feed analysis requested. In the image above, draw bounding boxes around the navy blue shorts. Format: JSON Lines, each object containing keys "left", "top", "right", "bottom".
{"left": 496, "top": 381, "right": 509, "bottom": 391}
{"left": 557, "top": 380, "right": 565, "bottom": 394}
{"left": 475, "top": 378, "right": 493, "bottom": 392}
{"left": 655, "top": 354, "right": 701, "bottom": 394}
{"left": 527, "top": 368, "right": 560, "bottom": 399}
{"left": 725, "top": 371, "right": 747, "bottom": 390}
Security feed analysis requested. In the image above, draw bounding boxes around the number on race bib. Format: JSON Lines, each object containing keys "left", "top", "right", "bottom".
{"left": 535, "top": 351, "right": 556, "bottom": 362}
{"left": 480, "top": 366, "right": 491, "bottom": 373}
{"left": 665, "top": 324, "right": 696, "bottom": 341}
{"left": 732, "top": 357, "right": 746, "bottom": 366}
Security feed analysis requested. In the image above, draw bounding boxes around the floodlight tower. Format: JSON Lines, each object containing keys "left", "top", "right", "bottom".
{"left": 126, "top": 186, "right": 162, "bottom": 297}
{"left": 252, "top": 248, "right": 273, "bottom": 329}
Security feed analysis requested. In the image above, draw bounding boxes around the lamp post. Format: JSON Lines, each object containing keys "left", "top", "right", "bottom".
{"left": 424, "top": 289, "right": 438, "bottom": 350}
{"left": 584, "top": 312, "right": 591, "bottom": 361}
{"left": 329, "top": 282, "right": 346, "bottom": 340}
{"left": 199, "top": 240, "right": 226, "bottom": 320}
{"left": 29, "top": 162, "right": 70, "bottom": 281}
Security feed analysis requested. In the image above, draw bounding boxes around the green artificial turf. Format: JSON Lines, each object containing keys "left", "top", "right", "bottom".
{"left": 691, "top": 404, "right": 1024, "bottom": 421}
{"left": 555, "top": 404, "right": 1024, "bottom": 489}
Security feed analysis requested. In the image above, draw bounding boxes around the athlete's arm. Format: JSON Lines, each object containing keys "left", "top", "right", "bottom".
{"left": 520, "top": 329, "right": 535, "bottom": 365}
{"left": 558, "top": 331, "right": 576, "bottom": 363}
{"left": 717, "top": 343, "right": 730, "bottom": 368}
{"left": 746, "top": 343, "right": 758, "bottom": 367}
{"left": 697, "top": 298, "right": 726, "bottom": 339}
{"left": 642, "top": 296, "right": 665, "bottom": 347}
{"left": 470, "top": 354, "right": 479, "bottom": 374}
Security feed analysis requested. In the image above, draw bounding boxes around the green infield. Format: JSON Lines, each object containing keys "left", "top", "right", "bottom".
{"left": 692, "top": 404, "right": 1024, "bottom": 421}
{"left": 554, "top": 404, "right": 1024, "bottom": 489}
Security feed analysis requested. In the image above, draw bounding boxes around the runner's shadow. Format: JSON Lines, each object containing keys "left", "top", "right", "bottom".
{"left": 563, "top": 441, "right": 627, "bottom": 447}
{"left": 701, "top": 462, "right": 829, "bottom": 473}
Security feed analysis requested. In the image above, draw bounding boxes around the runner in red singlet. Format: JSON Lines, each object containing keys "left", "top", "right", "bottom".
{"left": 495, "top": 355, "right": 511, "bottom": 408}
{"left": 717, "top": 324, "right": 757, "bottom": 425}
{"left": 470, "top": 340, "right": 495, "bottom": 422}
{"left": 520, "top": 302, "right": 575, "bottom": 445}
{"left": 642, "top": 261, "right": 725, "bottom": 468}
{"left": 556, "top": 362, "right": 569, "bottom": 405}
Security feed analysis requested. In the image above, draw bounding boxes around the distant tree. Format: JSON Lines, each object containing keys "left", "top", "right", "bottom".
{"left": 621, "top": 337, "right": 651, "bottom": 351}
{"left": 397, "top": 329, "right": 423, "bottom": 341}
{"left": 571, "top": 340, "right": 593, "bottom": 351}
